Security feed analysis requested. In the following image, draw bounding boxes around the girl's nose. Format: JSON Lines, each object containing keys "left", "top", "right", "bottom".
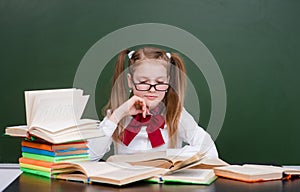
{"left": 149, "top": 85, "right": 156, "bottom": 92}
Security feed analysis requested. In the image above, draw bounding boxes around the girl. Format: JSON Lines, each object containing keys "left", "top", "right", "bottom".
{"left": 88, "top": 47, "right": 218, "bottom": 161}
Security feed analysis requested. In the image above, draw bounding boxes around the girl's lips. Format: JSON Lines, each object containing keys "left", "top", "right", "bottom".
{"left": 144, "top": 95, "right": 158, "bottom": 100}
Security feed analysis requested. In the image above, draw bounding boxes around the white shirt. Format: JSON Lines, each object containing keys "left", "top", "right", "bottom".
{"left": 88, "top": 108, "right": 218, "bottom": 161}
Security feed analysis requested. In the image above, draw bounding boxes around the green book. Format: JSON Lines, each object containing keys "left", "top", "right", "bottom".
{"left": 147, "top": 169, "right": 217, "bottom": 185}
{"left": 22, "top": 152, "right": 89, "bottom": 162}
{"left": 21, "top": 167, "right": 52, "bottom": 178}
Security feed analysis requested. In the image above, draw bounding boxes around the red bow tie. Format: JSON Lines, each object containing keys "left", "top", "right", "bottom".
{"left": 121, "top": 113, "right": 165, "bottom": 148}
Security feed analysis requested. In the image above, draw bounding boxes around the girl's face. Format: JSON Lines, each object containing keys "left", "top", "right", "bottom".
{"left": 128, "top": 60, "right": 169, "bottom": 109}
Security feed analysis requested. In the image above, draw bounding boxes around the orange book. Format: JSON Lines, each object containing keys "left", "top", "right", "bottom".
{"left": 19, "top": 157, "right": 72, "bottom": 169}
{"left": 19, "top": 157, "right": 80, "bottom": 176}
{"left": 19, "top": 157, "right": 56, "bottom": 168}
{"left": 213, "top": 164, "right": 285, "bottom": 182}
{"left": 21, "top": 140, "right": 88, "bottom": 151}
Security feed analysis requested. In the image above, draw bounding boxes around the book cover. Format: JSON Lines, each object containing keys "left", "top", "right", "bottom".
{"left": 20, "top": 167, "right": 52, "bottom": 178}
{"left": 21, "top": 147, "right": 88, "bottom": 157}
{"left": 22, "top": 152, "right": 89, "bottom": 163}
{"left": 21, "top": 140, "right": 88, "bottom": 151}
{"left": 213, "top": 164, "right": 285, "bottom": 182}
{"left": 147, "top": 169, "right": 217, "bottom": 185}
{"left": 19, "top": 157, "right": 56, "bottom": 168}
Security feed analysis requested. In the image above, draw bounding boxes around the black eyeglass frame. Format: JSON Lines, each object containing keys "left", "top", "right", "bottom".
{"left": 131, "top": 81, "right": 170, "bottom": 91}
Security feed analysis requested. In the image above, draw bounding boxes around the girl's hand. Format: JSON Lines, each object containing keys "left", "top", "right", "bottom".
{"left": 123, "top": 95, "right": 149, "bottom": 117}
{"left": 109, "top": 96, "right": 150, "bottom": 124}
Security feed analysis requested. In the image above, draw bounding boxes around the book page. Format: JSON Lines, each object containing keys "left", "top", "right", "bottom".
{"left": 243, "top": 164, "right": 284, "bottom": 172}
{"left": 30, "top": 96, "right": 78, "bottom": 131}
{"left": 91, "top": 162, "right": 166, "bottom": 181}
{"left": 57, "top": 162, "right": 166, "bottom": 186}
{"left": 5, "top": 125, "right": 28, "bottom": 137}
{"left": 29, "top": 90, "right": 89, "bottom": 132}
{"left": 168, "top": 150, "right": 207, "bottom": 173}
{"left": 30, "top": 120, "right": 99, "bottom": 134}
{"left": 107, "top": 151, "right": 167, "bottom": 163}
{"left": 73, "top": 95, "right": 89, "bottom": 120}
{"left": 216, "top": 165, "right": 284, "bottom": 175}
{"left": 163, "top": 169, "right": 214, "bottom": 181}
{"left": 200, "top": 157, "right": 229, "bottom": 166}
{"left": 166, "top": 145, "right": 199, "bottom": 158}
{"left": 188, "top": 157, "right": 229, "bottom": 169}
{"left": 107, "top": 149, "right": 205, "bottom": 169}
{"left": 62, "top": 89, "right": 88, "bottom": 120}
{"left": 30, "top": 127, "right": 104, "bottom": 144}
{"left": 282, "top": 166, "right": 300, "bottom": 175}
{"left": 71, "top": 162, "right": 139, "bottom": 177}
{"left": 25, "top": 88, "right": 76, "bottom": 125}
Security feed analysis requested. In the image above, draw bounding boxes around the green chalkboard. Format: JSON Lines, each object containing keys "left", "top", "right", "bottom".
{"left": 0, "top": 0, "right": 299, "bottom": 165}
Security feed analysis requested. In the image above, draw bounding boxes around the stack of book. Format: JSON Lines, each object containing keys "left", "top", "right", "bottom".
{"left": 5, "top": 88, "right": 104, "bottom": 178}
{"left": 18, "top": 139, "right": 90, "bottom": 178}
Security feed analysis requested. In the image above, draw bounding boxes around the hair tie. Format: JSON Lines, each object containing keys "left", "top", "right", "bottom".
{"left": 166, "top": 52, "right": 171, "bottom": 59}
{"left": 128, "top": 51, "right": 135, "bottom": 59}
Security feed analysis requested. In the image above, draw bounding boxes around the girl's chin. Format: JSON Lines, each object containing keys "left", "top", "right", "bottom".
{"left": 145, "top": 100, "right": 159, "bottom": 109}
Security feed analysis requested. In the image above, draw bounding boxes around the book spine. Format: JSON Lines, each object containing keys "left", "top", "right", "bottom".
{"left": 20, "top": 163, "right": 51, "bottom": 172}
{"left": 22, "top": 140, "right": 88, "bottom": 151}
{"left": 22, "top": 140, "right": 52, "bottom": 151}
{"left": 22, "top": 147, "right": 55, "bottom": 156}
{"left": 19, "top": 157, "right": 55, "bottom": 168}
{"left": 22, "top": 152, "right": 90, "bottom": 162}
{"left": 22, "top": 147, "right": 89, "bottom": 157}
{"left": 22, "top": 152, "right": 54, "bottom": 162}
{"left": 20, "top": 167, "right": 52, "bottom": 178}
{"left": 56, "top": 148, "right": 88, "bottom": 152}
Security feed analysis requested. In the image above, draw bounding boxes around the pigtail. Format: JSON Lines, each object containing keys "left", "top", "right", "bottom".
{"left": 111, "top": 50, "right": 130, "bottom": 109}
{"left": 170, "top": 53, "right": 187, "bottom": 102}
{"left": 165, "top": 53, "right": 187, "bottom": 148}
{"left": 103, "top": 49, "right": 129, "bottom": 143}
{"left": 103, "top": 49, "right": 128, "bottom": 113}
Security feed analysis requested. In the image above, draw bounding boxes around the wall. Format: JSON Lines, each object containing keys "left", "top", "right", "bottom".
{"left": 0, "top": 0, "right": 299, "bottom": 164}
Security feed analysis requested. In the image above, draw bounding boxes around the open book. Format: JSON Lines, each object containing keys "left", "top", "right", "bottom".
{"left": 5, "top": 88, "right": 103, "bottom": 143}
{"left": 107, "top": 147, "right": 228, "bottom": 172}
{"left": 107, "top": 147, "right": 228, "bottom": 184}
{"left": 213, "top": 164, "right": 300, "bottom": 182}
{"left": 55, "top": 161, "right": 166, "bottom": 186}
{"left": 148, "top": 169, "right": 217, "bottom": 185}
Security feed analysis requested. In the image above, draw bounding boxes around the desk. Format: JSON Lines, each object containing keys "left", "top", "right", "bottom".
{"left": 3, "top": 173, "right": 300, "bottom": 192}
{"left": 0, "top": 167, "right": 21, "bottom": 191}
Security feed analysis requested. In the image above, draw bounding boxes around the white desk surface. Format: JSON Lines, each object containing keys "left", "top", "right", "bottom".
{"left": 0, "top": 164, "right": 22, "bottom": 192}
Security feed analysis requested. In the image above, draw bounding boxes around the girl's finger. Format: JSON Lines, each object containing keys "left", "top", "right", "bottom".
{"left": 134, "top": 100, "right": 143, "bottom": 110}
{"left": 146, "top": 108, "right": 151, "bottom": 115}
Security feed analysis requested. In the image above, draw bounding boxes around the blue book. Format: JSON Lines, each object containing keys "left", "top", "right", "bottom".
{"left": 56, "top": 148, "right": 88, "bottom": 152}
{"left": 21, "top": 147, "right": 88, "bottom": 157}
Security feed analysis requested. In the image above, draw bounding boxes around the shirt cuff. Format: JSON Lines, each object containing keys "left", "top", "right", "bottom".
{"left": 100, "top": 117, "right": 118, "bottom": 137}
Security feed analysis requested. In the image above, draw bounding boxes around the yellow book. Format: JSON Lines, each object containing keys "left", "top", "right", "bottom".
{"left": 55, "top": 161, "right": 167, "bottom": 186}
{"left": 214, "top": 164, "right": 300, "bottom": 182}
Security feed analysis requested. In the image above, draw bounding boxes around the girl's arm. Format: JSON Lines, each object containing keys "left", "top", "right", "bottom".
{"left": 87, "top": 117, "right": 117, "bottom": 161}
{"left": 88, "top": 96, "right": 149, "bottom": 161}
{"left": 109, "top": 95, "right": 149, "bottom": 124}
{"left": 178, "top": 108, "right": 219, "bottom": 158}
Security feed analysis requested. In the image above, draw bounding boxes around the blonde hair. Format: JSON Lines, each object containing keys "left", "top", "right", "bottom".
{"left": 104, "top": 47, "right": 187, "bottom": 148}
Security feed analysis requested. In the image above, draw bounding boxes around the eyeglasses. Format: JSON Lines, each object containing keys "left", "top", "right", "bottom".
{"left": 132, "top": 82, "right": 169, "bottom": 91}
